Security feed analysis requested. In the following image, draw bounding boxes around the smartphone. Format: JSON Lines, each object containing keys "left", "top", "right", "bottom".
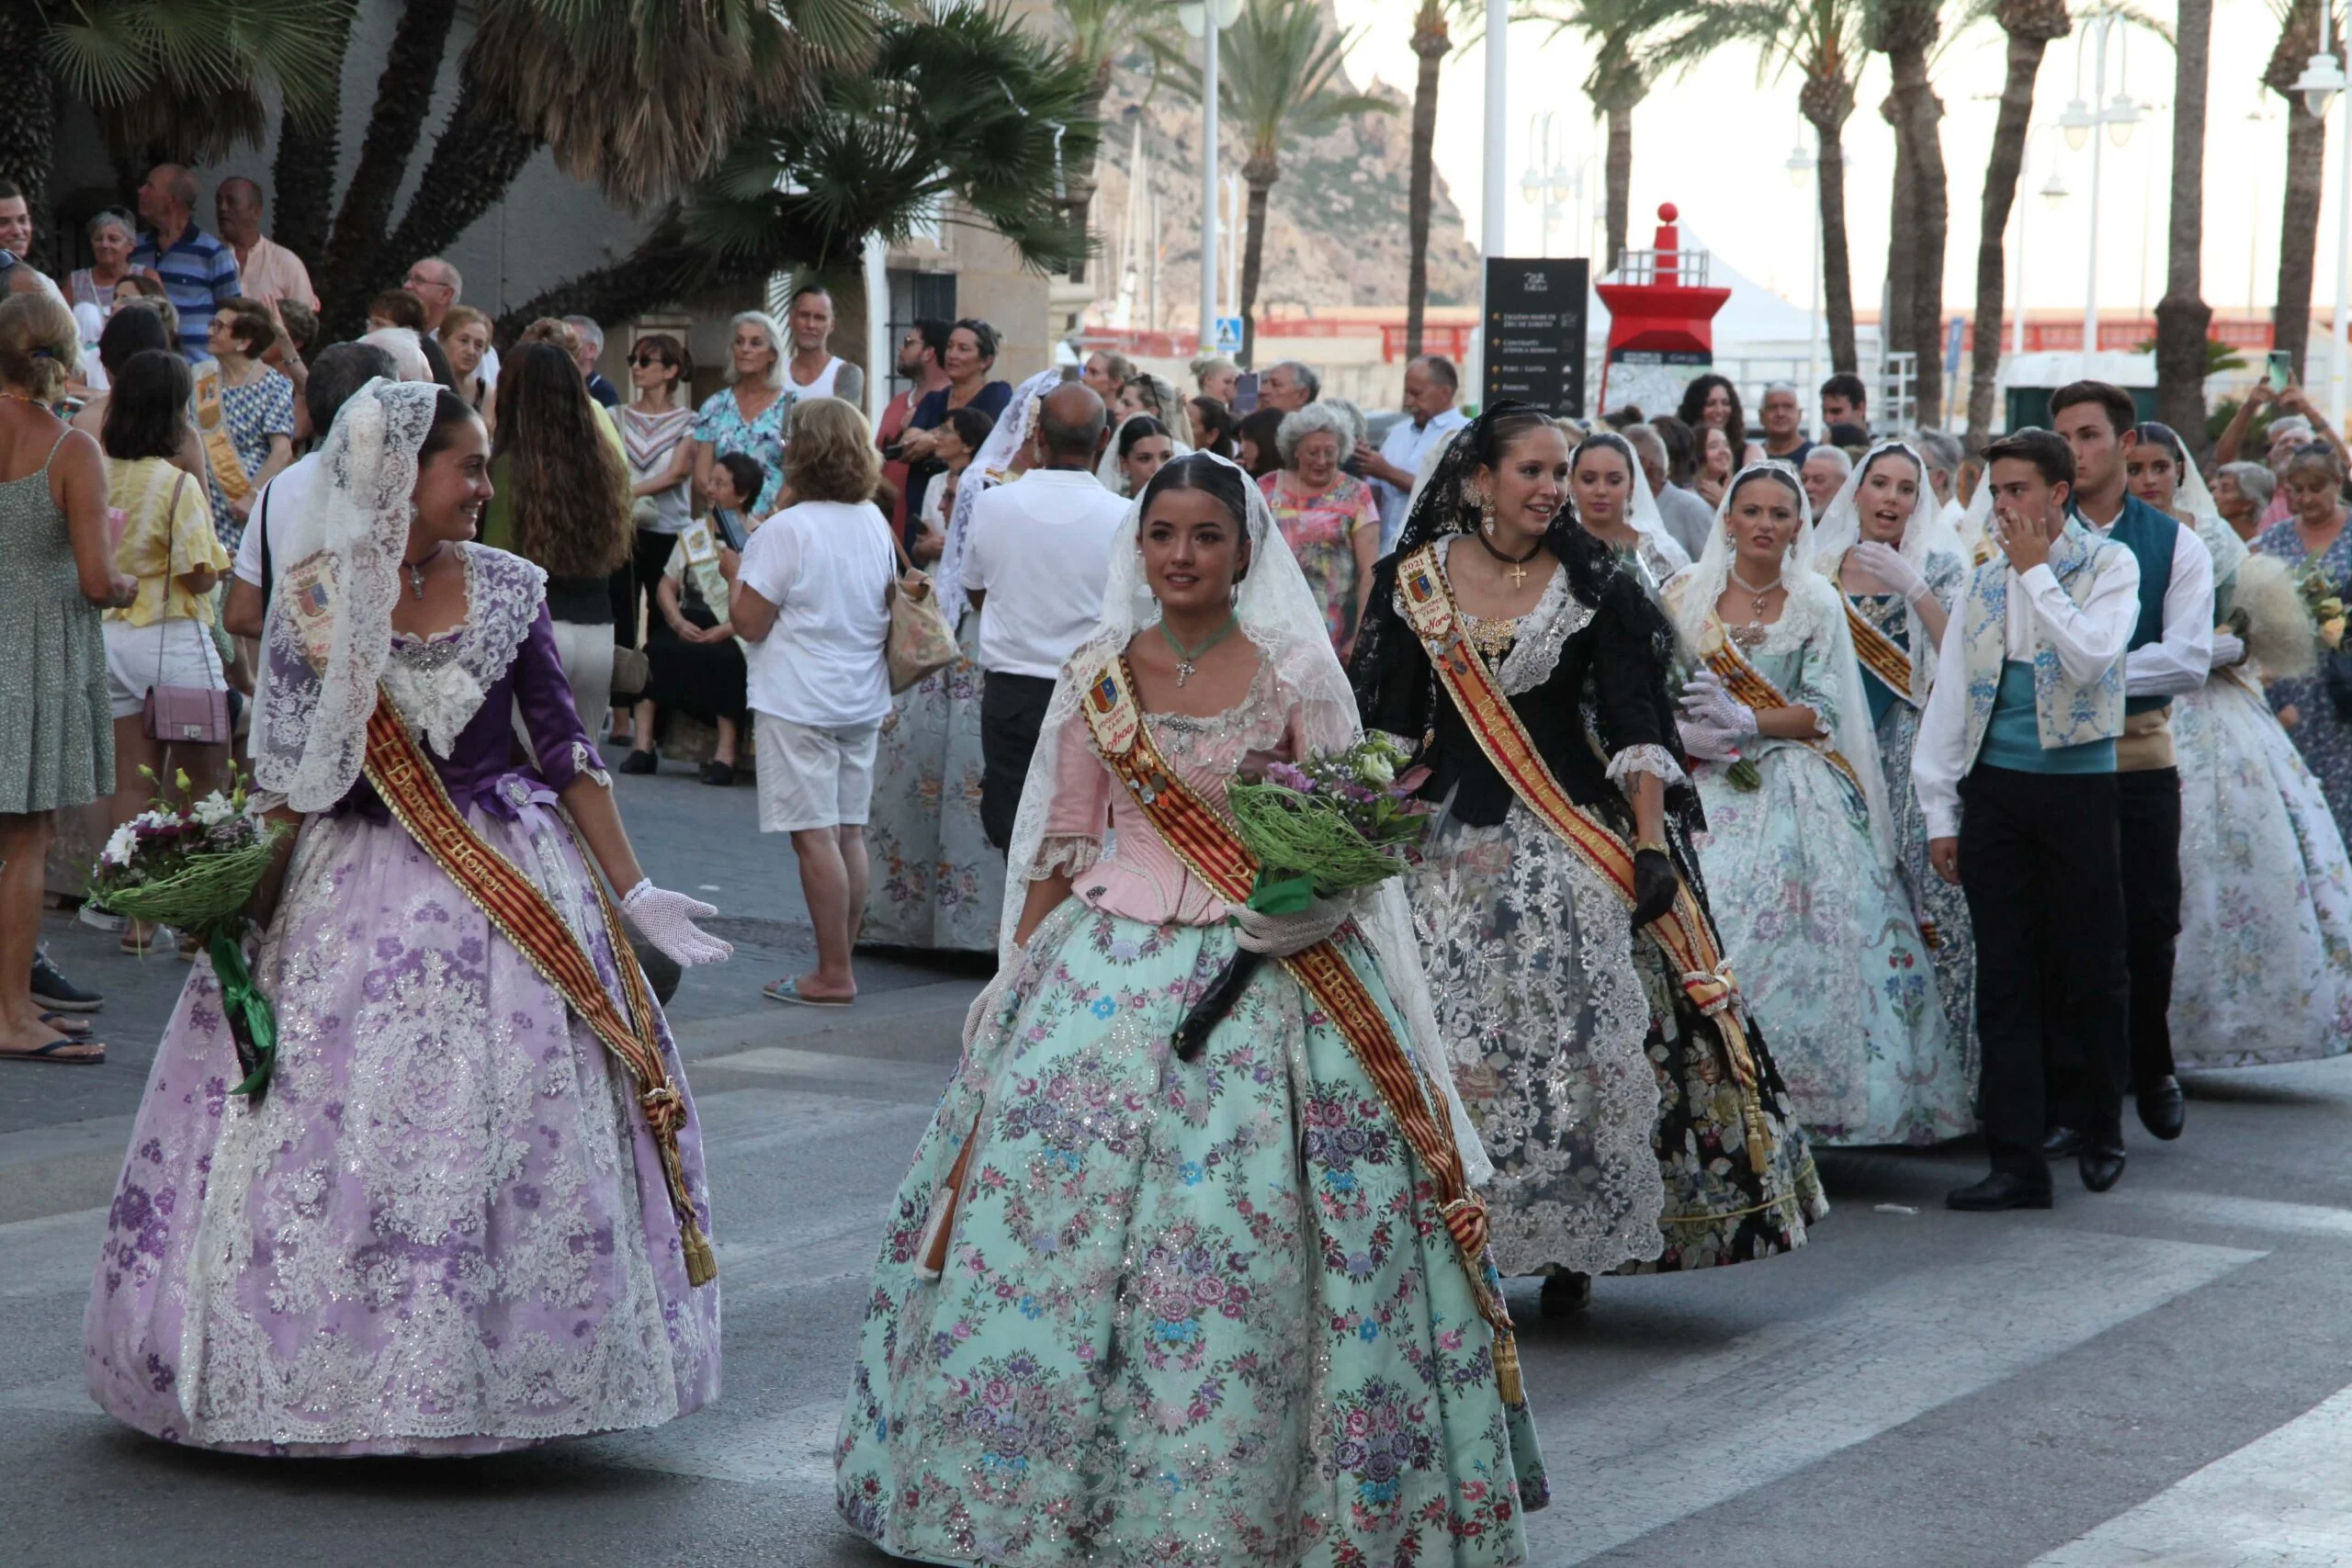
{"left": 1232, "top": 371, "right": 1261, "bottom": 415}
{"left": 2268, "top": 350, "right": 2294, "bottom": 393}
{"left": 710, "top": 507, "right": 749, "bottom": 553}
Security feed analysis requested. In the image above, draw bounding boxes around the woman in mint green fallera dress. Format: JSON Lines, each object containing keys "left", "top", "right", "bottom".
{"left": 833, "top": 454, "right": 1545, "bottom": 1566}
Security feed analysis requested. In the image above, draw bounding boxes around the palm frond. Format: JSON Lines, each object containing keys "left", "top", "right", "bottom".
{"left": 45, "top": 0, "right": 346, "bottom": 157}
{"left": 1161, "top": 0, "right": 1393, "bottom": 159}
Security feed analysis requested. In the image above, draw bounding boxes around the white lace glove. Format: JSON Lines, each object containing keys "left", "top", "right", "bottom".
{"left": 1679, "top": 671, "right": 1756, "bottom": 738}
{"left": 2210, "top": 631, "right": 2246, "bottom": 670}
{"left": 621, "top": 881, "right": 731, "bottom": 967}
{"left": 1230, "top": 896, "right": 1351, "bottom": 957}
{"left": 963, "top": 946, "right": 1024, "bottom": 1050}
{"left": 1852, "top": 541, "right": 1932, "bottom": 604}
{"left": 1677, "top": 715, "right": 1744, "bottom": 762}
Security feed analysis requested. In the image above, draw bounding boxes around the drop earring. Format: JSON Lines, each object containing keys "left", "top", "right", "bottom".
{"left": 1478, "top": 491, "right": 1497, "bottom": 536}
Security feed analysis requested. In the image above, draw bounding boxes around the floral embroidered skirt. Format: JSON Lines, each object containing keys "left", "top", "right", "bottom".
{"left": 863, "top": 621, "right": 1004, "bottom": 953}
{"left": 2172, "top": 672, "right": 2352, "bottom": 1066}
{"left": 834, "top": 902, "right": 1546, "bottom": 1566}
{"left": 83, "top": 804, "right": 721, "bottom": 1455}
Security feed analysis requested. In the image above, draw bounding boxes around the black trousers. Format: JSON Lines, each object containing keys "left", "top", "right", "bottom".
{"left": 609, "top": 526, "right": 682, "bottom": 649}
{"left": 1957, "top": 765, "right": 2132, "bottom": 1179}
{"left": 979, "top": 671, "right": 1057, "bottom": 852}
{"left": 2117, "top": 766, "right": 2183, "bottom": 1087}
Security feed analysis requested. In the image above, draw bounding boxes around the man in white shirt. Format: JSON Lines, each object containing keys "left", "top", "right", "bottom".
{"left": 782, "top": 284, "right": 865, "bottom": 411}
{"left": 1914, "top": 429, "right": 2141, "bottom": 1212}
{"left": 963, "top": 382, "right": 1127, "bottom": 848}
{"left": 2045, "top": 382, "right": 2214, "bottom": 1148}
{"left": 1355, "top": 355, "right": 1467, "bottom": 552}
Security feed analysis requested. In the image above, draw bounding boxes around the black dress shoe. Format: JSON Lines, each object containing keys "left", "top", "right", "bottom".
{"left": 2079, "top": 1141, "right": 2126, "bottom": 1193}
{"left": 1538, "top": 1272, "right": 1591, "bottom": 1319}
{"left": 1946, "top": 1172, "right": 2054, "bottom": 1212}
{"left": 30, "top": 946, "right": 103, "bottom": 1011}
{"left": 616, "top": 749, "right": 659, "bottom": 775}
{"left": 2042, "top": 1124, "right": 2085, "bottom": 1158}
{"left": 699, "top": 759, "right": 736, "bottom": 786}
{"left": 2136, "top": 1076, "right": 2186, "bottom": 1141}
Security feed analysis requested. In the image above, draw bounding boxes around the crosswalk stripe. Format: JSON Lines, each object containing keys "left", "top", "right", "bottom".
{"left": 1523, "top": 1229, "right": 2263, "bottom": 1565}
{"left": 2029, "top": 1382, "right": 2352, "bottom": 1564}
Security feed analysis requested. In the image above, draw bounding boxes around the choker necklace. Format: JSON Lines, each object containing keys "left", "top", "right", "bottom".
{"left": 1477, "top": 527, "right": 1544, "bottom": 588}
{"left": 1726, "top": 564, "right": 1783, "bottom": 649}
{"left": 1159, "top": 613, "right": 1238, "bottom": 686}
{"left": 403, "top": 543, "right": 446, "bottom": 601}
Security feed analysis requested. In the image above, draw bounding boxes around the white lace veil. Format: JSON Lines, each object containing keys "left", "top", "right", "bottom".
{"left": 252, "top": 378, "right": 445, "bottom": 813}
{"left": 1811, "top": 440, "right": 1957, "bottom": 707}
{"left": 936, "top": 367, "right": 1064, "bottom": 626}
{"left": 1572, "top": 431, "right": 1690, "bottom": 576}
{"left": 1665, "top": 462, "right": 1898, "bottom": 868}
{"left": 996, "top": 450, "right": 1491, "bottom": 1183}
{"left": 1094, "top": 411, "right": 1195, "bottom": 497}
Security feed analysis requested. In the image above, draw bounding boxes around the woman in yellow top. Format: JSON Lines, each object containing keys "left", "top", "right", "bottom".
{"left": 101, "top": 349, "right": 232, "bottom": 949}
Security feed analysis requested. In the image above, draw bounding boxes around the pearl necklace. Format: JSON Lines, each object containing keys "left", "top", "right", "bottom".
{"left": 1726, "top": 563, "right": 1783, "bottom": 649}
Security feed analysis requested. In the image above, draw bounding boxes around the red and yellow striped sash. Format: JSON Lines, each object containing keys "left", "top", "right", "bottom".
{"left": 1080, "top": 655, "right": 1521, "bottom": 1403}
{"left": 1702, "top": 632, "right": 1869, "bottom": 805}
{"left": 1844, "top": 598, "right": 1917, "bottom": 708}
{"left": 363, "top": 695, "right": 716, "bottom": 1286}
{"left": 1393, "top": 545, "right": 1773, "bottom": 1172}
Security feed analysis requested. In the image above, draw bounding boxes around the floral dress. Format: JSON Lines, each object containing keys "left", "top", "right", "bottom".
{"left": 2255, "top": 516, "right": 2352, "bottom": 827}
{"left": 207, "top": 368, "right": 293, "bottom": 550}
{"left": 2172, "top": 516, "right": 2352, "bottom": 1066}
{"left": 1845, "top": 547, "right": 1979, "bottom": 1099}
{"left": 835, "top": 657, "right": 1545, "bottom": 1567}
{"left": 692, "top": 384, "right": 787, "bottom": 513}
{"left": 1263, "top": 471, "right": 1380, "bottom": 653}
{"left": 1668, "top": 587, "right": 1963, "bottom": 1147}
{"left": 861, "top": 613, "right": 1003, "bottom": 951}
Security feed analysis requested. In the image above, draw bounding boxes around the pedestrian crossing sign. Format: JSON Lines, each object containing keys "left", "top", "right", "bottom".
{"left": 1213, "top": 316, "right": 1244, "bottom": 355}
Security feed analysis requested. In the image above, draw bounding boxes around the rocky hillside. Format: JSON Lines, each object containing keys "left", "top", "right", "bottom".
{"left": 1085, "top": 50, "right": 1482, "bottom": 319}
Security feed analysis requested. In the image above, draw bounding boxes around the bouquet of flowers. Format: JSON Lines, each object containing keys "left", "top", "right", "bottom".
{"left": 2298, "top": 563, "right": 2346, "bottom": 654}
{"left": 1171, "top": 734, "right": 1434, "bottom": 1058}
{"left": 88, "top": 765, "right": 287, "bottom": 1097}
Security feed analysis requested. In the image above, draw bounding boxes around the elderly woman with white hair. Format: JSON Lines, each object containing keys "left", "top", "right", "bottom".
{"left": 690, "top": 309, "right": 789, "bottom": 513}
{"left": 68, "top": 209, "right": 154, "bottom": 360}
{"left": 1261, "top": 400, "right": 1382, "bottom": 656}
{"left": 2212, "top": 460, "right": 2277, "bottom": 543}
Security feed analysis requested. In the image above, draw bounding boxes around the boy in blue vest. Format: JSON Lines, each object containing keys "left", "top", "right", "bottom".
{"left": 1915, "top": 429, "right": 2142, "bottom": 1210}
{"left": 2044, "top": 382, "right": 2213, "bottom": 1147}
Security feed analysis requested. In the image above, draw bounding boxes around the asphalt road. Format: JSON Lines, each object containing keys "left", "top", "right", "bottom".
{"left": 5, "top": 758, "right": 2348, "bottom": 1567}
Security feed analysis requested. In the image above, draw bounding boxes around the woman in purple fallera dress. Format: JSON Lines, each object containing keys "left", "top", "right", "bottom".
{"left": 84, "top": 379, "right": 732, "bottom": 1455}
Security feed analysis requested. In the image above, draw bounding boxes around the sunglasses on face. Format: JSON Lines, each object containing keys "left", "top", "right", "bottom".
{"left": 629, "top": 353, "right": 673, "bottom": 368}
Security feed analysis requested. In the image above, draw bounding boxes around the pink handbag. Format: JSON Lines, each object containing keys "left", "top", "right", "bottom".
{"left": 141, "top": 472, "right": 232, "bottom": 747}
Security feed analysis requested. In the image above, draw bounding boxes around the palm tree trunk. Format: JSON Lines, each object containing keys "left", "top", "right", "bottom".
{"left": 1814, "top": 122, "right": 1857, "bottom": 374}
{"left": 1883, "top": 94, "right": 1917, "bottom": 376}
{"left": 381, "top": 74, "right": 545, "bottom": 334}
{"left": 1889, "top": 46, "right": 1947, "bottom": 426}
{"left": 318, "top": 0, "right": 461, "bottom": 339}
{"left": 1404, "top": 3, "right": 1448, "bottom": 356}
{"left": 1063, "top": 66, "right": 1113, "bottom": 286}
{"left": 1965, "top": 25, "right": 2058, "bottom": 446}
{"left": 272, "top": 4, "right": 356, "bottom": 268}
{"left": 2154, "top": 0, "right": 2211, "bottom": 446}
{"left": 2275, "top": 106, "right": 2325, "bottom": 381}
{"left": 1603, "top": 102, "right": 1633, "bottom": 274}
{"left": 1239, "top": 164, "right": 1274, "bottom": 367}
{"left": 0, "top": 0, "right": 56, "bottom": 242}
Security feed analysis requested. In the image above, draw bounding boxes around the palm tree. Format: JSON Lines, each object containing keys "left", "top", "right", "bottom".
{"left": 315, "top": 0, "right": 877, "bottom": 337}
{"left": 1404, "top": 0, "right": 1479, "bottom": 354}
{"left": 503, "top": 4, "right": 1093, "bottom": 332}
{"left": 1727, "top": 0, "right": 1867, "bottom": 373}
{"left": 2266, "top": 0, "right": 2326, "bottom": 380}
{"left": 1168, "top": 0, "right": 1389, "bottom": 365}
{"left": 1050, "top": 0, "right": 1175, "bottom": 285}
{"left": 1871, "top": 0, "right": 1950, "bottom": 425}
{"left": 1962, "top": 0, "right": 2071, "bottom": 446}
{"left": 1521, "top": 0, "right": 1729, "bottom": 274}
{"left": 5, "top": 0, "right": 342, "bottom": 226}
{"left": 2153, "top": 0, "right": 2211, "bottom": 443}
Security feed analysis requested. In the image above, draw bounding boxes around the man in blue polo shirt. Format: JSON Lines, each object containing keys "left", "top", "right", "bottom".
{"left": 130, "top": 164, "right": 240, "bottom": 357}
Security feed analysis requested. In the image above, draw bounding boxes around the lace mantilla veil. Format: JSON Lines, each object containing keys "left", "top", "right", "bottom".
{"left": 996, "top": 451, "right": 1491, "bottom": 1184}
{"left": 1665, "top": 461, "right": 1900, "bottom": 868}
{"left": 252, "top": 378, "right": 443, "bottom": 813}
{"left": 1578, "top": 429, "right": 1690, "bottom": 576}
{"left": 1812, "top": 439, "right": 1962, "bottom": 708}
{"left": 935, "top": 368, "right": 1064, "bottom": 626}
{"left": 1094, "top": 410, "right": 1194, "bottom": 496}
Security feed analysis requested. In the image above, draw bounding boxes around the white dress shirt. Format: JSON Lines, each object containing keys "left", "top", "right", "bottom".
{"left": 1373, "top": 407, "right": 1468, "bottom": 549}
{"left": 1911, "top": 542, "right": 2143, "bottom": 840}
{"left": 962, "top": 468, "right": 1129, "bottom": 679}
{"left": 2075, "top": 498, "right": 2215, "bottom": 700}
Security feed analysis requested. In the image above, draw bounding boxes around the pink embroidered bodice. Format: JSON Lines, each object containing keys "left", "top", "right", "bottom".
{"left": 1032, "top": 660, "right": 1340, "bottom": 927}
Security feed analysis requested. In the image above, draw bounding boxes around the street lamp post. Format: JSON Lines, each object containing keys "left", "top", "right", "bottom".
{"left": 1521, "top": 113, "right": 1576, "bottom": 256}
{"left": 2060, "top": 2, "right": 2140, "bottom": 360}
{"left": 1175, "top": 0, "right": 1241, "bottom": 356}
{"left": 2018, "top": 167, "right": 2072, "bottom": 356}
{"left": 2291, "top": 15, "right": 2350, "bottom": 435}
{"left": 1788, "top": 137, "right": 1821, "bottom": 438}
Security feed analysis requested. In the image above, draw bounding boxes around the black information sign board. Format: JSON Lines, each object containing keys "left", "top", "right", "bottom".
{"left": 1481, "top": 256, "right": 1588, "bottom": 416}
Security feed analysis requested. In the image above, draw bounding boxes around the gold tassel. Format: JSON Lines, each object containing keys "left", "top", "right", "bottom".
{"left": 1494, "top": 1328, "right": 1524, "bottom": 1406}
{"left": 680, "top": 1222, "right": 718, "bottom": 1287}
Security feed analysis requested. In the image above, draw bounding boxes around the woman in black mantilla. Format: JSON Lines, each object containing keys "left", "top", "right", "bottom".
{"left": 1350, "top": 403, "right": 1826, "bottom": 1316}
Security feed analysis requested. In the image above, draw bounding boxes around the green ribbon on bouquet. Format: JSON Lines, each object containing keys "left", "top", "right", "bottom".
{"left": 206, "top": 924, "right": 278, "bottom": 1100}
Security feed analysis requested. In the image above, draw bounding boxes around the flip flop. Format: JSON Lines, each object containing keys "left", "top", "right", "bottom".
{"left": 38, "top": 1011, "right": 91, "bottom": 1038}
{"left": 763, "top": 977, "right": 854, "bottom": 1008}
{"left": 0, "top": 1035, "right": 106, "bottom": 1065}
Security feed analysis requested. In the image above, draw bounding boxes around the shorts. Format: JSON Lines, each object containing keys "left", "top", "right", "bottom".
{"left": 104, "top": 616, "right": 225, "bottom": 720}
{"left": 754, "top": 711, "right": 882, "bottom": 833}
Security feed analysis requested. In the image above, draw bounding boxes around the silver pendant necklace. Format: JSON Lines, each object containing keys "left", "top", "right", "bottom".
{"left": 403, "top": 543, "right": 445, "bottom": 601}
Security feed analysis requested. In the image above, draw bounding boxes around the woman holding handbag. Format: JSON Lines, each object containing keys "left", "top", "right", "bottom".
{"left": 101, "top": 349, "right": 232, "bottom": 953}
